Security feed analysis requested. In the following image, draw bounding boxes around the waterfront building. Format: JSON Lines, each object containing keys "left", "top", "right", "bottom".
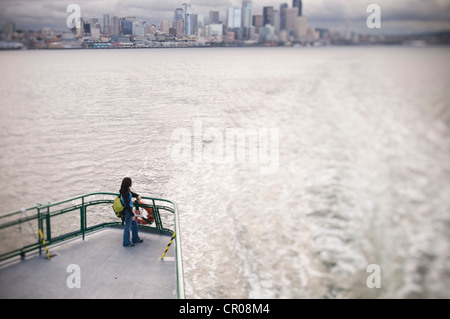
{"left": 205, "top": 24, "right": 223, "bottom": 38}
{"left": 160, "top": 19, "right": 170, "bottom": 33}
{"left": 278, "top": 29, "right": 288, "bottom": 42}
{"left": 169, "top": 27, "right": 177, "bottom": 36}
{"left": 41, "top": 28, "right": 55, "bottom": 40}
{"left": 259, "top": 24, "right": 275, "bottom": 43}
{"left": 225, "top": 30, "right": 235, "bottom": 41}
{"left": 249, "top": 25, "right": 256, "bottom": 40}
{"left": 145, "top": 24, "right": 157, "bottom": 35}
{"left": 110, "top": 35, "right": 133, "bottom": 47}
{"left": 306, "top": 27, "right": 320, "bottom": 42}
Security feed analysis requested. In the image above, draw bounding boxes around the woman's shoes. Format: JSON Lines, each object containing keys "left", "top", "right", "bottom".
{"left": 123, "top": 240, "right": 143, "bottom": 247}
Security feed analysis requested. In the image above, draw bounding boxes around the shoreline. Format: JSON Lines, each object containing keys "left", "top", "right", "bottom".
{"left": 2, "top": 42, "right": 447, "bottom": 51}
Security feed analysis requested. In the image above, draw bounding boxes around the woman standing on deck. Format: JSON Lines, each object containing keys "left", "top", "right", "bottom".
{"left": 120, "top": 177, "right": 143, "bottom": 247}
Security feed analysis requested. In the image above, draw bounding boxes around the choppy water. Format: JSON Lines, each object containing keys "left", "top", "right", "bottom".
{"left": 0, "top": 47, "right": 449, "bottom": 298}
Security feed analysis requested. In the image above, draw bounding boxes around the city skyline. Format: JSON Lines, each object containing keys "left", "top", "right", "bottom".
{"left": 1, "top": 0, "right": 450, "bottom": 35}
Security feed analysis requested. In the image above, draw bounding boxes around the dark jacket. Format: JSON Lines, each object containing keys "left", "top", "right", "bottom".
{"left": 120, "top": 190, "right": 140, "bottom": 217}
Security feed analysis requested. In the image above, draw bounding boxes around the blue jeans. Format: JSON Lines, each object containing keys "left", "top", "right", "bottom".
{"left": 123, "top": 211, "right": 141, "bottom": 246}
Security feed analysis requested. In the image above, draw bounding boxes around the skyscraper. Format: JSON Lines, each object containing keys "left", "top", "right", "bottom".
{"left": 227, "top": 7, "right": 242, "bottom": 29}
{"left": 2, "top": 21, "right": 15, "bottom": 40}
{"left": 209, "top": 11, "right": 220, "bottom": 24}
{"left": 183, "top": 3, "right": 192, "bottom": 14}
{"left": 111, "top": 16, "right": 119, "bottom": 35}
{"left": 174, "top": 8, "right": 184, "bottom": 29}
{"left": 273, "top": 10, "right": 280, "bottom": 35}
{"left": 295, "top": 15, "right": 307, "bottom": 39}
{"left": 279, "top": 3, "right": 288, "bottom": 30}
{"left": 282, "top": 7, "right": 298, "bottom": 35}
{"left": 241, "top": 1, "right": 252, "bottom": 39}
{"left": 120, "top": 19, "right": 132, "bottom": 35}
{"left": 252, "top": 14, "right": 263, "bottom": 33}
{"left": 293, "top": 0, "right": 302, "bottom": 16}
{"left": 83, "top": 21, "right": 91, "bottom": 35}
{"left": 185, "top": 12, "right": 195, "bottom": 35}
{"left": 103, "top": 14, "right": 110, "bottom": 35}
{"left": 263, "top": 6, "right": 274, "bottom": 26}
{"left": 176, "top": 19, "right": 185, "bottom": 35}
{"left": 183, "top": 3, "right": 193, "bottom": 35}
{"left": 196, "top": 14, "right": 204, "bottom": 33}
{"left": 91, "top": 23, "right": 101, "bottom": 39}
{"left": 160, "top": 20, "right": 170, "bottom": 33}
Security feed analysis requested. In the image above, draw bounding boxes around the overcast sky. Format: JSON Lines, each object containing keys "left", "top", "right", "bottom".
{"left": 1, "top": 0, "right": 450, "bottom": 34}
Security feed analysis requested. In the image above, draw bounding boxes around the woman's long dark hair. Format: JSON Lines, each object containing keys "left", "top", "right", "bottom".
{"left": 120, "top": 177, "right": 132, "bottom": 195}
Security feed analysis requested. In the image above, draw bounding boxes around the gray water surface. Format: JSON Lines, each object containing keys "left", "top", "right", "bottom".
{"left": 0, "top": 47, "right": 449, "bottom": 298}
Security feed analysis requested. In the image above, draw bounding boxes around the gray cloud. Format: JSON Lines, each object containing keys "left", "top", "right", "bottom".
{"left": 1, "top": 0, "right": 449, "bottom": 34}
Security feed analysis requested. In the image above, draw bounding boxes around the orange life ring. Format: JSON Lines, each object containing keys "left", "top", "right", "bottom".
{"left": 134, "top": 200, "right": 155, "bottom": 225}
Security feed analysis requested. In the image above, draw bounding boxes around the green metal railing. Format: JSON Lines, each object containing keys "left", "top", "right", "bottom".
{"left": 0, "top": 192, "right": 185, "bottom": 299}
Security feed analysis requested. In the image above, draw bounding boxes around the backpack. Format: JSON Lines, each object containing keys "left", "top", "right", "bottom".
{"left": 113, "top": 196, "right": 125, "bottom": 218}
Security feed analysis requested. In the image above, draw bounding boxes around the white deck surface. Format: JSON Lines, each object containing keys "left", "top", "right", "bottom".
{"left": 0, "top": 227, "right": 178, "bottom": 299}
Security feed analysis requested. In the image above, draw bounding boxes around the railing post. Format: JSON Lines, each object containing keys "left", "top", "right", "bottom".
{"left": 37, "top": 206, "right": 42, "bottom": 256}
{"left": 81, "top": 197, "right": 85, "bottom": 240}
{"left": 134, "top": 200, "right": 140, "bottom": 211}
{"left": 152, "top": 200, "right": 163, "bottom": 233}
{"left": 46, "top": 206, "right": 51, "bottom": 243}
